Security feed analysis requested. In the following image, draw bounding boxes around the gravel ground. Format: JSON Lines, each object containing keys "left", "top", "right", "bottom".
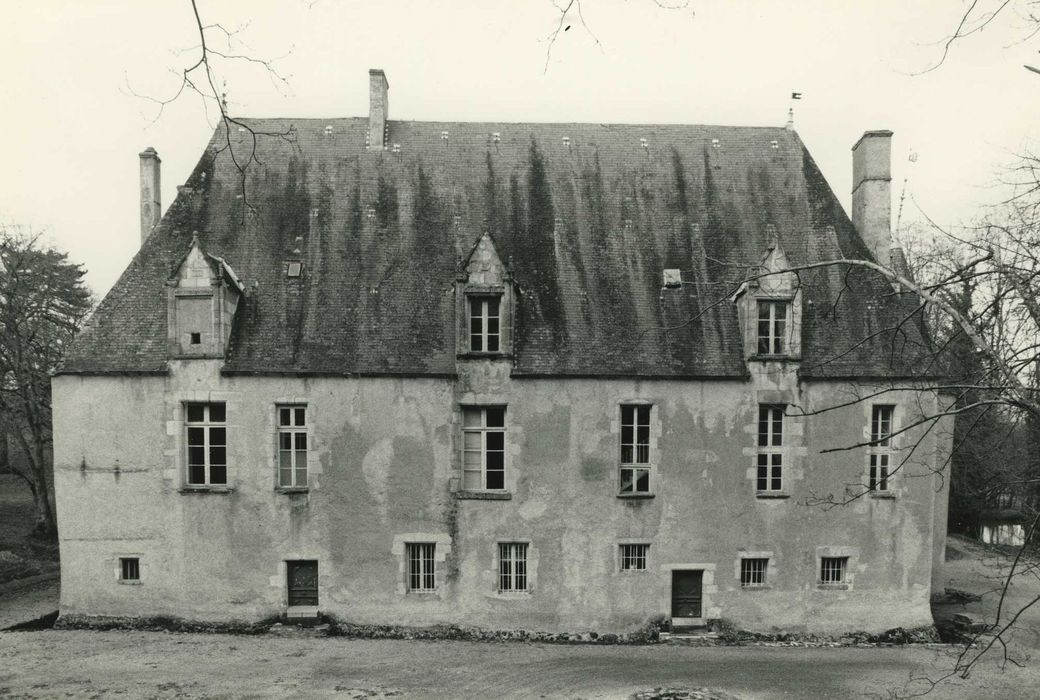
{"left": 0, "top": 629, "right": 1037, "bottom": 699}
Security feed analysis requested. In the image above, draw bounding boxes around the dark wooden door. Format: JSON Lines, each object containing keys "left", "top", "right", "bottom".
{"left": 287, "top": 560, "right": 318, "bottom": 606}
{"left": 671, "top": 570, "right": 703, "bottom": 618}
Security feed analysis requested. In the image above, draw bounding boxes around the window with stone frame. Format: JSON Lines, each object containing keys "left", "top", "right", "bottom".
{"left": 756, "top": 300, "right": 789, "bottom": 355}
{"left": 185, "top": 403, "right": 227, "bottom": 486}
{"left": 407, "top": 543, "right": 437, "bottom": 592}
{"left": 620, "top": 404, "right": 652, "bottom": 494}
{"left": 498, "top": 542, "right": 528, "bottom": 592}
{"left": 277, "top": 405, "right": 308, "bottom": 488}
{"left": 756, "top": 405, "right": 784, "bottom": 493}
{"left": 468, "top": 296, "right": 501, "bottom": 352}
{"left": 461, "top": 406, "right": 506, "bottom": 490}
{"left": 868, "top": 405, "right": 895, "bottom": 492}
{"left": 119, "top": 557, "right": 140, "bottom": 582}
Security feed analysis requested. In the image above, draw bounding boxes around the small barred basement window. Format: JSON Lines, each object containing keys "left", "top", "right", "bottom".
{"left": 820, "top": 556, "right": 848, "bottom": 584}
{"left": 620, "top": 544, "right": 649, "bottom": 571}
{"left": 740, "top": 558, "right": 768, "bottom": 587}
{"left": 120, "top": 557, "right": 140, "bottom": 582}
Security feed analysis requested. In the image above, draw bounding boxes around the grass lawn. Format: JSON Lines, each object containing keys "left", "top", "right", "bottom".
{"left": 0, "top": 473, "right": 58, "bottom": 585}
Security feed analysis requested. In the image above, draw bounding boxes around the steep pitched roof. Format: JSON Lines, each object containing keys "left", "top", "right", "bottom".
{"left": 62, "top": 118, "right": 933, "bottom": 378}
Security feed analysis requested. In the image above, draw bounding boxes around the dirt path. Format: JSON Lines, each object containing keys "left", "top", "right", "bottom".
{"left": 0, "top": 630, "right": 1037, "bottom": 699}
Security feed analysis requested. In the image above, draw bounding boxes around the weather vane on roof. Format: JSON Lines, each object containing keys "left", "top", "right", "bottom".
{"left": 786, "top": 92, "right": 802, "bottom": 130}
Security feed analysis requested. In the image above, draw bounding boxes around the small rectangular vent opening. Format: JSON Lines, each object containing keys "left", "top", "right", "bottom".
{"left": 287, "top": 262, "right": 303, "bottom": 278}
{"left": 189, "top": 332, "right": 202, "bottom": 345}
{"left": 663, "top": 269, "right": 682, "bottom": 288}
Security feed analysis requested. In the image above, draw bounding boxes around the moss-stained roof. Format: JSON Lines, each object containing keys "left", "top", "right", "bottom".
{"left": 62, "top": 118, "right": 932, "bottom": 378}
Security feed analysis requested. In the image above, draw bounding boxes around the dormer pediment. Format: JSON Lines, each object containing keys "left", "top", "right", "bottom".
{"left": 462, "top": 232, "right": 508, "bottom": 287}
{"left": 457, "top": 232, "right": 513, "bottom": 358}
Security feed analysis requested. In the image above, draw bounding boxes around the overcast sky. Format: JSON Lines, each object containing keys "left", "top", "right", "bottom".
{"left": 2, "top": 0, "right": 1038, "bottom": 297}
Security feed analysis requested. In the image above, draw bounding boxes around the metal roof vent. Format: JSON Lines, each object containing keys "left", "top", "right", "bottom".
{"left": 391, "top": 143, "right": 401, "bottom": 154}
{"left": 310, "top": 208, "right": 319, "bottom": 218}
{"left": 366, "top": 206, "right": 376, "bottom": 220}
{"left": 440, "top": 130, "right": 449, "bottom": 142}
{"left": 286, "top": 262, "right": 303, "bottom": 278}
{"left": 663, "top": 269, "right": 682, "bottom": 288}
{"left": 453, "top": 214, "right": 462, "bottom": 227}
{"left": 711, "top": 138, "right": 720, "bottom": 148}
{"left": 770, "top": 140, "right": 779, "bottom": 149}
{"left": 640, "top": 137, "right": 648, "bottom": 149}
{"left": 562, "top": 136, "right": 571, "bottom": 150}
{"left": 324, "top": 125, "right": 334, "bottom": 136}
{"left": 492, "top": 132, "right": 501, "bottom": 143}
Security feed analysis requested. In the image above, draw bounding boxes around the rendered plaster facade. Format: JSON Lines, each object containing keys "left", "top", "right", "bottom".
{"left": 53, "top": 357, "right": 950, "bottom": 634}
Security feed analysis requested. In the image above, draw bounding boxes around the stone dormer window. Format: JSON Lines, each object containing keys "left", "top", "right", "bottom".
{"left": 167, "top": 235, "right": 244, "bottom": 359}
{"left": 735, "top": 230, "right": 801, "bottom": 361}
{"left": 458, "top": 232, "right": 512, "bottom": 358}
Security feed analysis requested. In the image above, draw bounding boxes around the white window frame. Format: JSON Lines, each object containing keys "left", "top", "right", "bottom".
{"left": 461, "top": 406, "right": 506, "bottom": 491}
{"left": 868, "top": 404, "right": 895, "bottom": 492}
{"left": 619, "top": 404, "right": 652, "bottom": 494}
{"left": 498, "top": 542, "right": 529, "bottom": 592}
{"left": 406, "top": 543, "right": 437, "bottom": 592}
{"left": 756, "top": 299, "right": 789, "bottom": 355}
{"left": 740, "top": 557, "right": 768, "bottom": 587}
{"left": 756, "top": 405, "right": 784, "bottom": 493}
{"left": 619, "top": 543, "right": 650, "bottom": 571}
{"left": 468, "top": 295, "right": 502, "bottom": 353}
{"left": 820, "top": 556, "right": 848, "bottom": 584}
{"left": 277, "top": 404, "right": 309, "bottom": 488}
{"left": 185, "top": 402, "right": 227, "bottom": 486}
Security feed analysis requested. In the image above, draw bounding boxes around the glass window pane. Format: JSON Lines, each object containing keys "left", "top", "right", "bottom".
{"left": 209, "top": 403, "right": 226, "bottom": 422}
{"left": 487, "top": 336, "right": 499, "bottom": 352}
{"left": 487, "top": 318, "right": 499, "bottom": 334}
{"left": 637, "top": 405, "right": 650, "bottom": 424}
{"left": 462, "top": 408, "right": 482, "bottom": 428}
{"left": 294, "top": 408, "right": 306, "bottom": 426}
{"left": 209, "top": 464, "right": 227, "bottom": 484}
{"left": 462, "top": 470, "right": 482, "bottom": 489}
{"left": 485, "top": 451, "right": 504, "bottom": 469}
{"left": 280, "top": 433, "right": 292, "bottom": 450}
{"left": 209, "top": 427, "right": 226, "bottom": 447}
{"left": 209, "top": 446, "right": 226, "bottom": 467}
{"left": 470, "top": 317, "right": 483, "bottom": 334}
{"left": 620, "top": 405, "right": 633, "bottom": 424}
{"left": 488, "top": 297, "right": 499, "bottom": 316}
{"left": 279, "top": 467, "right": 293, "bottom": 486}
{"left": 636, "top": 469, "right": 650, "bottom": 492}
{"left": 486, "top": 431, "right": 504, "bottom": 451}
{"left": 188, "top": 427, "right": 205, "bottom": 446}
{"left": 462, "top": 431, "right": 481, "bottom": 450}
{"left": 187, "top": 405, "right": 205, "bottom": 422}
{"left": 621, "top": 445, "right": 633, "bottom": 463}
{"left": 463, "top": 451, "right": 482, "bottom": 468}
{"left": 188, "top": 446, "right": 205, "bottom": 467}
{"left": 279, "top": 408, "right": 291, "bottom": 426}
{"left": 485, "top": 407, "right": 505, "bottom": 427}
{"left": 636, "top": 425, "right": 650, "bottom": 445}
{"left": 485, "top": 470, "right": 504, "bottom": 490}
{"left": 296, "top": 467, "right": 307, "bottom": 487}
{"left": 636, "top": 444, "right": 649, "bottom": 463}
{"left": 189, "top": 463, "right": 206, "bottom": 484}
{"left": 469, "top": 297, "right": 482, "bottom": 317}
{"left": 621, "top": 425, "right": 633, "bottom": 444}
{"left": 295, "top": 433, "right": 307, "bottom": 450}
{"left": 295, "top": 451, "right": 307, "bottom": 471}
{"left": 279, "top": 449, "right": 292, "bottom": 471}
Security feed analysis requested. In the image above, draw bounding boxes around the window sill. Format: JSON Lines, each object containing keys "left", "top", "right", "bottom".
{"left": 617, "top": 492, "right": 655, "bottom": 500}
{"left": 456, "top": 490, "right": 512, "bottom": 501}
{"left": 406, "top": 590, "right": 439, "bottom": 597}
{"left": 495, "top": 590, "right": 531, "bottom": 597}
{"left": 117, "top": 580, "right": 143, "bottom": 586}
{"left": 817, "top": 583, "right": 850, "bottom": 591}
{"left": 171, "top": 353, "right": 225, "bottom": 360}
{"left": 456, "top": 352, "right": 512, "bottom": 360}
{"left": 869, "top": 491, "right": 896, "bottom": 499}
{"left": 755, "top": 491, "right": 790, "bottom": 499}
{"left": 748, "top": 354, "right": 801, "bottom": 362}
{"left": 739, "top": 584, "right": 772, "bottom": 591}
{"left": 276, "top": 487, "right": 310, "bottom": 495}
{"left": 179, "top": 486, "right": 234, "bottom": 494}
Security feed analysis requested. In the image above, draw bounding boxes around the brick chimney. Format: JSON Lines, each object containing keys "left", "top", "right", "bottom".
{"left": 851, "top": 131, "right": 893, "bottom": 267}
{"left": 368, "top": 69, "right": 389, "bottom": 151}
{"left": 139, "top": 147, "right": 161, "bottom": 244}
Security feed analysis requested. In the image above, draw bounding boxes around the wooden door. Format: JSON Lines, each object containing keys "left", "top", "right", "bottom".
{"left": 671, "top": 570, "right": 703, "bottom": 618}
{"left": 287, "top": 560, "right": 318, "bottom": 607}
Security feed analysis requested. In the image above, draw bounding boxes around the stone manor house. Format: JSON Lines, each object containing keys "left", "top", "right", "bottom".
{"left": 53, "top": 69, "right": 950, "bottom": 634}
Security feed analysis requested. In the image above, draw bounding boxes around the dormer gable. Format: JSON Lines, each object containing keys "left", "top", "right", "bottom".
{"left": 166, "top": 234, "right": 243, "bottom": 358}
{"left": 457, "top": 232, "right": 513, "bottom": 357}
{"left": 734, "top": 228, "right": 802, "bottom": 361}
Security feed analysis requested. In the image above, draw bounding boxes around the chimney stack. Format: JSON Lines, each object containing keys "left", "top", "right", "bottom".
{"left": 850, "top": 130, "right": 893, "bottom": 267}
{"left": 139, "top": 147, "right": 161, "bottom": 244}
{"left": 368, "top": 69, "right": 389, "bottom": 151}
